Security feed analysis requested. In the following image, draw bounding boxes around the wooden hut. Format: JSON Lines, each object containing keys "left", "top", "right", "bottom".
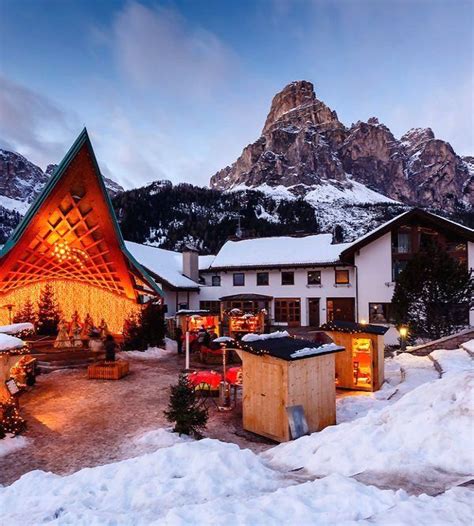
{"left": 319, "top": 321, "right": 388, "bottom": 392}
{"left": 237, "top": 335, "right": 344, "bottom": 442}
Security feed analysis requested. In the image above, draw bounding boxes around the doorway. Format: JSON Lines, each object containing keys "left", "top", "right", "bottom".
{"left": 326, "top": 298, "right": 355, "bottom": 322}
{"left": 308, "top": 298, "right": 320, "bottom": 327}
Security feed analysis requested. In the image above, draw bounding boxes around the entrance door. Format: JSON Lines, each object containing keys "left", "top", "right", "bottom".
{"left": 327, "top": 298, "right": 355, "bottom": 322}
{"left": 308, "top": 298, "right": 320, "bottom": 327}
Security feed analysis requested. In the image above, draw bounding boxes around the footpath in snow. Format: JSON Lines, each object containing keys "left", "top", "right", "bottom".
{"left": 0, "top": 342, "right": 472, "bottom": 525}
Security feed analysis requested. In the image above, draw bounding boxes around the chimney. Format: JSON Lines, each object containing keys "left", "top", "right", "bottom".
{"left": 182, "top": 247, "right": 199, "bottom": 283}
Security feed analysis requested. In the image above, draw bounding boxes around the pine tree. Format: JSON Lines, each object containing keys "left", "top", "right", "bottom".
{"left": 392, "top": 243, "right": 474, "bottom": 340}
{"left": 122, "top": 312, "right": 142, "bottom": 351}
{"left": 164, "top": 374, "right": 208, "bottom": 438}
{"left": 13, "top": 299, "right": 37, "bottom": 326}
{"left": 139, "top": 300, "right": 165, "bottom": 349}
{"left": 36, "top": 284, "right": 62, "bottom": 336}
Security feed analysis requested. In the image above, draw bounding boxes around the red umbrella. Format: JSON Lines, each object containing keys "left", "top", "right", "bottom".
{"left": 187, "top": 370, "right": 222, "bottom": 390}
{"left": 225, "top": 367, "right": 242, "bottom": 385}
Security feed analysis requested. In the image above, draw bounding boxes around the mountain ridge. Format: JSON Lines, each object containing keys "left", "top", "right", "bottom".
{"left": 210, "top": 81, "right": 472, "bottom": 212}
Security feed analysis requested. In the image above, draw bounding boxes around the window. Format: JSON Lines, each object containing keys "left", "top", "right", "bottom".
{"left": 211, "top": 275, "right": 221, "bottom": 287}
{"left": 256, "top": 272, "right": 269, "bottom": 286}
{"left": 281, "top": 271, "right": 294, "bottom": 285}
{"left": 233, "top": 273, "right": 245, "bottom": 286}
{"left": 392, "top": 260, "right": 408, "bottom": 281}
{"left": 275, "top": 298, "right": 301, "bottom": 324}
{"left": 395, "top": 230, "right": 411, "bottom": 254}
{"left": 199, "top": 301, "right": 220, "bottom": 315}
{"left": 307, "top": 271, "right": 321, "bottom": 285}
{"left": 369, "top": 303, "right": 394, "bottom": 323}
{"left": 335, "top": 269, "right": 350, "bottom": 285}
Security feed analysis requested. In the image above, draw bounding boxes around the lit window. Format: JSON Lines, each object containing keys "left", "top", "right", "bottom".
{"left": 281, "top": 271, "right": 294, "bottom": 285}
{"left": 335, "top": 269, "right": 349, "bottom": 285}
{"left": 211, "top": 275, "right": 221, "bottom": 287}
{"left": 307, "top": 271, "right": 321, "bottom": 285}
{"left": 257, "top": 272, "right": 269, "bottom": 286}
{"left": 233, "top": 273, "right": 245, "bottom": 286}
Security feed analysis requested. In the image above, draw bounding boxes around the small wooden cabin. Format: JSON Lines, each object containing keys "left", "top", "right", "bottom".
{"left": 320, "top": 321, "right": 388, "bottom": 392}
{"left": 238, "top": 336, "right": 344, "bottom": 442}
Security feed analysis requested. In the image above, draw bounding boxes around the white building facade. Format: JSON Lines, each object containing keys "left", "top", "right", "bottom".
{"left": 129, "top": 209, "right": 474, "bottom": 345}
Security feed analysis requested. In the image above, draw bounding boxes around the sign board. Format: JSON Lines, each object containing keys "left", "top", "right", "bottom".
{"left": 286, "top": 405, "right": 310, "bottom": 439}
{"left": 5, "top": 378, "right": 20, "bottom": 396}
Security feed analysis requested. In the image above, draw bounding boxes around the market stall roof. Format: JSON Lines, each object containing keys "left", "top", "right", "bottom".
{"left": 238, "top": 334, "right": 344, "bottom": 361}
{"left": 209, "top": 233, "right": 351, "bottom": 270}
{"left": 220, "top": 293, "right": 273, "bottom": 301}
{"left": 319, "top": 320, "right": 389, "bottom": 335}
{"left": 125, "top": 241, "right": 200, "bottom": 291}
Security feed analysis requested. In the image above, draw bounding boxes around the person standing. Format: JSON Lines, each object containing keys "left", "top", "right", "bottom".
{"left": 175, "top": 326, "right": 183, "bottom": 354}
{"left": 104, "top": 334, "right": 117, "bottom": 362}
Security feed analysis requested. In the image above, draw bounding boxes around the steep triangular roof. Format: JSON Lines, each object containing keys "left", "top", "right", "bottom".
{"left": 0, "top": 129, "right": 162, "bottom": 300}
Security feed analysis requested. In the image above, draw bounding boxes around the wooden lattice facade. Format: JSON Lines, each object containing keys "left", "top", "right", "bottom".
{"left": 0, "top": 129, "right": 162, "bottom": 331}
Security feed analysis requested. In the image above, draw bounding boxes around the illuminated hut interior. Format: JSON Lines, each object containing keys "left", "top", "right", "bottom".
{"left": 0, "top": 129, "right": 162, "bottom": 332}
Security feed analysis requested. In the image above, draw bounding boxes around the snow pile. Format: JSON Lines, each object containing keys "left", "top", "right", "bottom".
{"left": 121, "top": 346, "right": 171, "bottom": 361}
{"left": 0, "top": 435, "right": 29, "bottom": 459}
{"left": 132, "top": 428, "right": 192, "bottom": 449}
{"left": 266, "top": 371, "right": 474, "bottom": 477}
{"left": 242, "top": 331, "right": 289, "bottom": 342}
{"left": 164, "top": 473, "right": 472, "bottom": 526}
{"left": 431, "top": 348, "right": 473, "bottom": 375}
{"left": 0, "top": 439, "right": 284, "bottom": 524}
{"left": 0, "top": 333, "right": 25, "bottom": 351}
{"left": 0, "top": 323, "right": 34, "bottom": 335}
{"left": 461, "top": 339, "right": 474, "bottom": 353}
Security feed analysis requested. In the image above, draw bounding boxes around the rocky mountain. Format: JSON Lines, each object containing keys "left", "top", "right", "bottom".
{"left": 211, "top": 81, "right": 473, "bottom": 212}
{"left": 0, "top": 150, "right": 124, "bottom": 210}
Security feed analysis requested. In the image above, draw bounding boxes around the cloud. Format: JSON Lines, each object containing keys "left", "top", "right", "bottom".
{"left": 0, "top": 75, "right": 78, "bottom": 168}
{"left": 112, "top": 2, "right": 238, "bottom": 101}
{"left": 388, "top": 77, "right": 473, "bottom": 155}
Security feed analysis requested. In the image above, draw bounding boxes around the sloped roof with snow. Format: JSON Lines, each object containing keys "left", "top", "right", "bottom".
{"left": 209, "top": 234, "right": 351, "bottom": 270}
{"left": 125, "top": 241, "right": 199, "bottom": 290}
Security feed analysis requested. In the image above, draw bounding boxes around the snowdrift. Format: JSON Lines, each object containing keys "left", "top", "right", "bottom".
{"left": 265, "top": 371, "right": 474, "bottom": 478}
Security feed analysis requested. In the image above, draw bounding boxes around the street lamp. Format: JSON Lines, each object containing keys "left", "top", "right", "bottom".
{"left": 399, "top": 326, "right": 408, "bottom": 352}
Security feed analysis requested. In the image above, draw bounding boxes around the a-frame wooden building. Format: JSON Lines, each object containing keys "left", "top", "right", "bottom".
{"left": 0, "top": 129, "right": 163, "bottom": 331}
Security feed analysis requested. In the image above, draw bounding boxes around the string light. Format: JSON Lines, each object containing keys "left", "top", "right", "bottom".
{"left": 0, "top": 397, "right": 26, "bottom": 435}
{"left": 0, "top": 281, "right": 141, "bottom": 333}
{"left": 52, "top": 240, "right": 89, "bottom": 268}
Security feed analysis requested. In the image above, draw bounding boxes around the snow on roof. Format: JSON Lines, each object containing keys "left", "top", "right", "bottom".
{"left": 125, "top": 241, "right": 199, "bottom": 289}
{"left": 199, "top": 255, "right": 215, "bottom": 270}
{"left": 210, "top": 234, "right": 351, "bottom": 269}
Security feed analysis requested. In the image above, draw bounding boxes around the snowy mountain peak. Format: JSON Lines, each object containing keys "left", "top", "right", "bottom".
{"left": 210, "top": 80, "right": 472, "bottom": 213}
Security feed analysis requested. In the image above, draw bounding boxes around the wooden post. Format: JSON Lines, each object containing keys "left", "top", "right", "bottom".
{"left": 185, "top": 331, "right": 190, "bottom": 370}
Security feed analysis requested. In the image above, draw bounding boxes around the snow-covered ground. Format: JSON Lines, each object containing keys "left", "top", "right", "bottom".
{"left": 1, "top": 343, "right": 472, "bottom": 525}
{"left": 118, "top": 337, "right": 177, "bottom": 360}
{"left": 0, "top": 435, "right": 28, "bottom": 459}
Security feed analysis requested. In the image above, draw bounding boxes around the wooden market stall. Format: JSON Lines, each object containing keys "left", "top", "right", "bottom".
{"left": 319, "top": 320, "right": 388, "bottom": 392}
{"left": 236, "top": 335, "right": 344, "bottom": 442}
{"left": 175, "top": 310, "right": 220, "bottom": 336}
{"left": 219, "top": 294, "right": 270, "bottom": 339}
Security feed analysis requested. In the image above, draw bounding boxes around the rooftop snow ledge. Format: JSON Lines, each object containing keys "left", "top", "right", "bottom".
{"left": 242, "top": 331, "right": 290, "bottom": 342}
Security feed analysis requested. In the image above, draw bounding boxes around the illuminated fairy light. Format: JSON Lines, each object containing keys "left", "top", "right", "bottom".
{"left": 0, "top": 280, "right": 141, "bottom": 333}
{"left": 52, "top": 240, "right": 89, "bottom": 268}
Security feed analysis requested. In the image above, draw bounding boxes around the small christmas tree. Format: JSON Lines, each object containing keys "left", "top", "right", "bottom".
{"left": 13, "top": 299, "right": 37, "bottom": 326}
{"left": 122, "top": 312, "right": 142, "bottom": 350}
{"left": 36, "top": 284, "right": 62, "bottom": 336}
{"left": 164, "top": 374, "right": 208, "bottom": 438}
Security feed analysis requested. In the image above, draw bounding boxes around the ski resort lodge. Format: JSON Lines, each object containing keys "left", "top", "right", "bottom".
{"left": 0, "top": 130, "right": 473, "bottom": 345}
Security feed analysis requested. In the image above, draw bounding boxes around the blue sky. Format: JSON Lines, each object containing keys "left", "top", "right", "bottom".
{"left": 0, "top": 0, "right": 472, "bottom": 189}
